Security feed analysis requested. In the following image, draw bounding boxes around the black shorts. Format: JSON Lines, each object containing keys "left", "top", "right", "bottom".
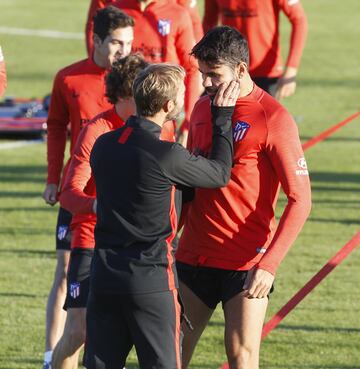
{"left": 64, "top": 248, "right": 94, "bottom": 310}
{"left": 176, "top": 261, "right": 274, "bottom": 310}
{"left": 84, "top": 289, "right": 182, "bottom": 369}
{"left": 253, "top": 77, "right": 279, "bottom": 97}
{"left": 55, "top": 207, "right": 72, "bottom": 250}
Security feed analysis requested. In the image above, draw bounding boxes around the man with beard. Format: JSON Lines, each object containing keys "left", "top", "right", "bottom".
{"left": 41, "top": 7, "right": 134, "bottom": 369}
{"left": 85, "top": 63, "right": 239, "bottom": 369}
{"left": 176, "top": 26, "right": 311, "bottom": 369}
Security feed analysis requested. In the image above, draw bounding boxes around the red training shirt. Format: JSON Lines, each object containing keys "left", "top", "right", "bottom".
{"left": 114, "top": 0, "right": 201, "bottom": 123}
{"left": 85, "top": 0, "right": 203, "bottom": 54}
{"left": 177, "top": 84, "right": 312, "bottom": 275}
{"left": 46, "top": 57, "right": 111, "bottom": 189}
{"left": 60, "top": 107, "right": 176, "bottom": 249}
{"left": 203, "top": 0, "right": 308, "bottom": 78}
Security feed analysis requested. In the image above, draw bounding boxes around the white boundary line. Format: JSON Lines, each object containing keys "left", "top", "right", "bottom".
{"left": 0, "top": 26, "right": 83, "bottom": 40}
{"left": 0, "top": 139, "right": 43, "bottom": 150}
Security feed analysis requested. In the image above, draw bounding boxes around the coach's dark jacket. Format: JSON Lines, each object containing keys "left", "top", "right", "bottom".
{"left": 89, "top": 106, "right": 234, "bottom": 294}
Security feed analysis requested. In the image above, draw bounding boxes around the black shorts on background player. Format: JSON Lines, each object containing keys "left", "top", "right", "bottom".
{"left": 85, "top": 290, "right": 181, "bottom": 369}
{"left": 253, "top": 77, "right": 279, "bottom": 97}
{"left": 176, "top": 261, "right": 274, "bottom": 309}
{"left": 55, "top": 207, "right": 72, "bottom": 250}
{"left": 64, "top": 248, "right": 94, "bottom": 310}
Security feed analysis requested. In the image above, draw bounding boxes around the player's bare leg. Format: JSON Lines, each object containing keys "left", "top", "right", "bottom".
{"left": 223, "top": 293, "right": 268, "bottom": 369}
{"left": 51, "top": 307, "right": 86, "bottom": 369}
{"left": 44, "top": 249, "right": 70, "bottom": 367}
{"left": 179, "top": 281, "right": 214, "bottom": 369}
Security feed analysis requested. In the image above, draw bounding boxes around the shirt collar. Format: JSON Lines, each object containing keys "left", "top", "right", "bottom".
{"left": 126, "top": 115, "right": 162, "bottom": 138}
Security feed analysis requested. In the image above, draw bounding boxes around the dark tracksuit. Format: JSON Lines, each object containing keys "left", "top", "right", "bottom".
{"left": 85, "top": 105, "right": 234, "bottom": 369}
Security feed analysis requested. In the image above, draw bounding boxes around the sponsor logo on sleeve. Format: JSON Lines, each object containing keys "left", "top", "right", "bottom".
{"left": 296, "top": 157, "right": 309, "bottom": 176}
{"left": 70, "top": 282, "right": 81, "bottom": 299}
{"left": 233, "top": 121, "right": 250, "bottom": 142}
{"left": 256, "top": 247, "right": 267, "bottom": 254}
{"left": 158, "top": 19, "right": 171, "bottom": 36}
{"left": 288, "top": 0, "right": 299, "bottom": 5}
{"left": 57, "top": 225, "right": 69, "bottom": 241}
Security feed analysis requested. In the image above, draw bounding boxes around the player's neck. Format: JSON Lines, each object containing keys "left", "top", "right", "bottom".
{"left": 139, "top": 112, "right": 165, "bottom": 128}
{"left": 92, "top": 52, "right": 107, "bottom": 69}
{"left": 138, "top": 0, "right": 154, "bottom": 11}
{"left": 238, "top": 74, "right": 254, "bottom": 98}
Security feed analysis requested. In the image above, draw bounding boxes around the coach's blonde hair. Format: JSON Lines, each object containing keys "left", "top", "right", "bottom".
{"left": 132, "top": 63, "right": 185, "bottom": 117}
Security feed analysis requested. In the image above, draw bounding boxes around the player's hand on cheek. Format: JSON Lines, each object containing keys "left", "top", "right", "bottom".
{"left": 213, "top": 80, "right": 241, "bottom": 107}
{"left": 243, "top": 267, "right": 274, "bottom": 299}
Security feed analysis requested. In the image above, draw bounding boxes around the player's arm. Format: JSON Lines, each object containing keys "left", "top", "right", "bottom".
{"left": 0, "top": 46, "right": 7, "bottom": 98}
{"left": 176, "top": 0, "right": 204, "bottom": 42}
{"left": 43, "top": 71, "right": 70, "bottom": 205}
{"left": 60, "top": 123, "right": 100, "bottom": 214}
{"left": 161, "top": 81, "right": 239, "bottom": 188}
{"left": 244, "top": 109, "right": 311, "bottom": 298}
{"left": 175, "top": 9, "right": 202, "bottom": 134}
{"left": 202, "top": 0, "right": 220, "bottom": 33}
{"left": 275, "top": 0, "right": 308, "bottom": 99}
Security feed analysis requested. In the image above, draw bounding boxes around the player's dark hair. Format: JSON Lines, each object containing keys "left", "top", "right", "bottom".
{"left": 191, "top": 26, "right": 249, "bottom": 69}
{"left": 93, "top": 6, "right": 134, "bottom": 42}
{"left": 106, "top": 53, "right": 149, "bottom": 103}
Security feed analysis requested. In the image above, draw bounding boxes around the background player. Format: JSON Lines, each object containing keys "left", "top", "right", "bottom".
{"left": 53, "top": 54, "right": 147, "bottom": 369}
{"left": 203, "top": 0, "right": 308, "bottom": 99}
{"left": 85, "top": 0, "right": 203, "bottom": 54}
{"left": 86, "top": 0, "right": 202, "bottom": 141}
{"left": 176, "top": 26, "right": 312, "bottom": 369}
{"left": 41, "top": 7, "right": 134, "bottom": 369}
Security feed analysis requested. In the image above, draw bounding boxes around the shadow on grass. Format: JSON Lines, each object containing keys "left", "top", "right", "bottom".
{"left": 0, "top": 249, "right": 54, "bottom": 257}
{"left": 0, "top": 165, "right": 46, "bottom": 184}
{"left": 0, "top": 206, "right": 55, "bottom": 212}
{"left": 0, "top": 292, "right": 39, "bottom": 298}
{"left": 0, "top": 227, "right": 52, "bottom": 236}
{"left": 301, "top": 136, "right": 360, "bottom": 143}
{"left": 0, "top": 190, "right": 41, "bottom": 198}
{"left": 310, "top": 172, "right": 360, "bottom": 184}
{"left": 308, "top": 217, "right": 360, "bottom": 225}
{"left": 311, "top": 185, "right": 360, "bottom": 193}
{"left": 278, "top": 324, "right": 360, "bottom": 334}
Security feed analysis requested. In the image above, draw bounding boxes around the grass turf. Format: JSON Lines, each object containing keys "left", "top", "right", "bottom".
{"left": 0, "top": 0, "right": 359, "bottom": 368}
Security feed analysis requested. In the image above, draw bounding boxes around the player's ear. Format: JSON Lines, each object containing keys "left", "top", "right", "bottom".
{"left": 237, "top": 62, "right": 247, "bottom": 79}
{"left": 163, "top": 99, "right": 175, "bottom": 113}
{"left": 93, "top": 33, "right": 102, "bottom": 48}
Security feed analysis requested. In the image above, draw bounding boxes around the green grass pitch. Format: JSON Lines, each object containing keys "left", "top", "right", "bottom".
{"left": 0, "top": 0, "right": 360, "bottom": 368}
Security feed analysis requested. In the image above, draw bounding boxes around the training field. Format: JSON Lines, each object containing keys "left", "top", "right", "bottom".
{"left": 0, "top": 1, "right": 360, "bottom": 368}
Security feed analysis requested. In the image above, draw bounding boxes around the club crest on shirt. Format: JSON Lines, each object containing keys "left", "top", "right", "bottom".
{"left": 70, "top": 282, "right": 80, "bottom": 299}
{"left": 233, "top": 121, "right": 250, "bottom": 142}
{"left": 57, "top": 225, "right": 68, "bottom": 241}
{"left": 158, "top": 19, "right": 171, "bottom": 36}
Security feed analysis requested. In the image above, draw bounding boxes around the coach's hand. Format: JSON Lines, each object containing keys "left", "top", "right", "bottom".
{"left": 42, "top": 183, "right": 58, "bottom": 206}
{"left": 243, "top": 267, "right": 274, "bottom": 299}
{"left": 213, "top": 80, "right": 241, "bottom": 107}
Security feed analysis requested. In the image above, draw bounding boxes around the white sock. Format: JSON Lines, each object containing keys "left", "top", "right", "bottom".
{"left": 44, "top": 351, "right": 52, "bottom": 363}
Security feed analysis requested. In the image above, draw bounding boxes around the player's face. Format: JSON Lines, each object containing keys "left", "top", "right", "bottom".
{"left": 166, "top": 81, "right": 185, "bottom": 121}
{"left": 198, "top": 60, "right": 238, "bottom": 96}
{"left": 96, "top": 26, "right": 134, "bottom": 68}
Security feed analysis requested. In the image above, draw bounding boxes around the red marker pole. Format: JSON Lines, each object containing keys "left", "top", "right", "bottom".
{"left": 302, "top": 111, "right": 360, "bottom": 151}
{"left": 220, "top": 231, "right": 360, "bottom": 369}
{"left": 262, "top": 230, "right": 360, "bottom": 339}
